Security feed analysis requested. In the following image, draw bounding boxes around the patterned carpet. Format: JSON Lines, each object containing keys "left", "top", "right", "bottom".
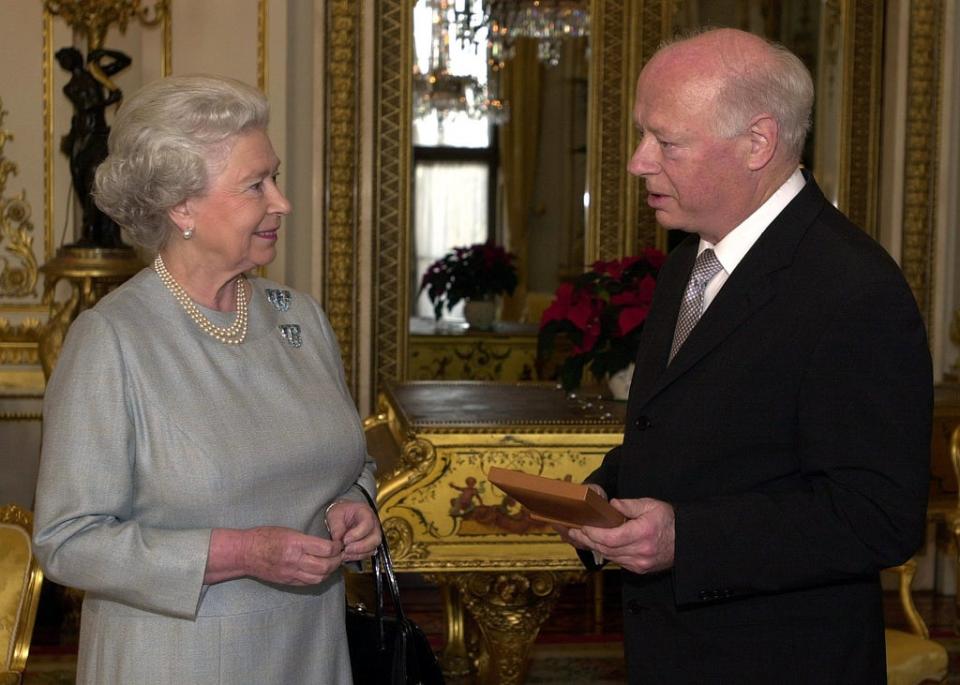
{"left": 21, "top": 574, "right": 960, "bottom": 684}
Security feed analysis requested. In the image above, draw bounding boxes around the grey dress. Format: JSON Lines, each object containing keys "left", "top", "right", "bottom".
{"left": 33, "top": 268, "right": 375, "bottom": 684}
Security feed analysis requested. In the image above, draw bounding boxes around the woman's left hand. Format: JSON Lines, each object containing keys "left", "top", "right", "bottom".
{"left": 325, "top": 500, "right": 381, "bottom": 563}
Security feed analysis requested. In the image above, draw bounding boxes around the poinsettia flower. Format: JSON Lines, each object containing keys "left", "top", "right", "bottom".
{"left": 539, "top": 283, "right": 576, "bottom": 326}
{"left": 566, "top": 293, "right": 603, "bottom": 333}
{"left": 418, "top": 241, "right": 518, "bottom": 320}
{"left": 617, "top": 305, "right": 651, "bottom": 336}
{"left": 537, "top": 250, "right": 666, "bottom": 390}
{"left": 574, "top": 324, "right": 601, "bottom": 354}
{"left": 641, "top": 247, "right": 667, "bottom": 269}
{"left": 591, "top": 259, "right": 615, "bottom": 277}
{"left": 610, "top": 274, "right": 656, "bottom": 307}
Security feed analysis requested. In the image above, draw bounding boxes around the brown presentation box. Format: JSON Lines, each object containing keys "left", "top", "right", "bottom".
{"left": 487, "top": 466, "right": 626, "bottom": 529}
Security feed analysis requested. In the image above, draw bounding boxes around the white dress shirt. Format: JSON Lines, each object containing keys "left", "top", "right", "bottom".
{"left": 698, "top": 168, "right": 806, "bottom": 311}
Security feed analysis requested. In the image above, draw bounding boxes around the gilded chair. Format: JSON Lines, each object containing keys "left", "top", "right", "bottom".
{"left": 884, "top": 558, "right": 948, "bottom": 685}
{"left": 0, "top": 504, "right": 43, "bottom": 685}
{"left": 945, "top": 423, "right": 960, "bottom": 632}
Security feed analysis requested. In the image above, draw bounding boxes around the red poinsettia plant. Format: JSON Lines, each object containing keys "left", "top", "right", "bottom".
{"left": 538, "top": 248, "right": 666, "bottom": 391}
{"left": 420, "top": 241, "right": 519, "bottom": 320}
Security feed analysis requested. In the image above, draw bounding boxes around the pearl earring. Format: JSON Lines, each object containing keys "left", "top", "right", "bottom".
{"left": 183, "top": 227, "right": 194, "bottom": 240}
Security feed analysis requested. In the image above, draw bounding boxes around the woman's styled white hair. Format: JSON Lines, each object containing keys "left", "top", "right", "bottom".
{"left": 93, "top": 74, "right": 269, "bottom": 252}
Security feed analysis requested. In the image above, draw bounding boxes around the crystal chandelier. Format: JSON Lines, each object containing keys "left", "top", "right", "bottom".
{"left": 453, "top": 0, "right": 590, "bottom": 68}
{"left": 413, "top": 0, "right": 485, "bottom": 122}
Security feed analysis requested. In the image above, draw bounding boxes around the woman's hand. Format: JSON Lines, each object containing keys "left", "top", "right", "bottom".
{"left": 325, "top": 500, "right": 382, "bottom": 563}
{"left": 205, "top": 526, "right": 343, "bottom": 586}
{"left": 239, "top": 526, "right": 346, "bottom": 584}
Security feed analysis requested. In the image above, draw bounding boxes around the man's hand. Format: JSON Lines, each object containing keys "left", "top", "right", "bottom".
{"left": 325, "top": 500, "right": 382, "bottom": 563}
{"left": 564, "top": 497, "right": 676, "bottom": 574}
{"left": 552, "top": 483, "right": 608, "bottom": 550}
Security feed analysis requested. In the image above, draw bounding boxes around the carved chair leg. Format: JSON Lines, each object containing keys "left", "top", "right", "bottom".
{"left": 951, "top": 513, "right": 960, "bottom": 634}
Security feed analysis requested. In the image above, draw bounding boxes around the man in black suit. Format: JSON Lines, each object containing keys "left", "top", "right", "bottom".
{"left": 558, "top": 28, "right": 932, "bottom": 683}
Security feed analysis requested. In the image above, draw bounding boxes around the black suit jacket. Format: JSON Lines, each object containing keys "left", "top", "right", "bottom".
{"left": 587, "top": 177, "right": 932, "bottom": 683}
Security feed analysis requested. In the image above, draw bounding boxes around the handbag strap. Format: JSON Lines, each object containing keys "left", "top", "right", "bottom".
{"left": 355, "top": 486, "right": 408, "bottom": 625}
{"left": 356, "top": 486, "right": 425, "bottom": 684}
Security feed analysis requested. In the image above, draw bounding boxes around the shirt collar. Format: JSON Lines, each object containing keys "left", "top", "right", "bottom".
{"left": 698, "top": 167, "right": 806, "bottom": 274}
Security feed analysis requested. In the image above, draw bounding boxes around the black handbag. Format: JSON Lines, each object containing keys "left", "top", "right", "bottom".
{"left": 346, "top": 489, "right": 445, "bottom": 685}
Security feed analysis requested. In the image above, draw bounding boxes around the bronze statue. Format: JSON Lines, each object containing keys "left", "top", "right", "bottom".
{"left": 55, "top": 45, "right": 131, "bottom": 249}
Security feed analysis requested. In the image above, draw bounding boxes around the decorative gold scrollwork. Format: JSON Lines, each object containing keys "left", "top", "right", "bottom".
{"left": 0, "top": 318, "right": 42, "bottom": 365}
{"left": 381, "top": 516, "right": 428, "bottom": 561}
{"left": 453, "top": 570, "right": 583, "bottom": 685}
{"left": 43, "top": 0, "right": 167, "bottom": 50}
{"left": 0, "top": 100, "right": 39, "bottom": 300}
{"left": 401, "top": 436, "right": 436, "bottom": 470}
{"left": 0, "top": 503, "right": 33, "bottom": 528}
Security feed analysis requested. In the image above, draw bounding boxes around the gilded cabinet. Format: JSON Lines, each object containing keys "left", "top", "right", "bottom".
{"left": 366, "top": 381, "right": 625, "bottom": 684}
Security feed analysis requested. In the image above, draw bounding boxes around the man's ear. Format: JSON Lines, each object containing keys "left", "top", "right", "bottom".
{"left": 167, "top": 200, "right": 192, "bottom": 231}
{"left": 746, "top": 114, "right": 778, "bottom": 171}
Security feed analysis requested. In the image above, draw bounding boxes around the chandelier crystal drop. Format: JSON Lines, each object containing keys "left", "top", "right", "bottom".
{"left": 454, "top": 0, "right": 590, "bottom": 68}
{"left": 413, "top": 0, "right": 486, "bottom": 123}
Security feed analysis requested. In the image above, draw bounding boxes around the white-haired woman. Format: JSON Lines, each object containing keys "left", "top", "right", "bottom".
{"left": 33, "top": 74, "right": 380, "bottom": 684}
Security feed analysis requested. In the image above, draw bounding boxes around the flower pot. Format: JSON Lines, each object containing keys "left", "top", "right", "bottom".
{"left": 605, "top": 362, "right": 635, "bottom": 401}
{"left": 464, "top": 297, "right": 497, "bottom": 330}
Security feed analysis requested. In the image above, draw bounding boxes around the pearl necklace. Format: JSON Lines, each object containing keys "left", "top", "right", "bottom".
{"left": 153, "top": 254, "right": 249, "bottom": 345}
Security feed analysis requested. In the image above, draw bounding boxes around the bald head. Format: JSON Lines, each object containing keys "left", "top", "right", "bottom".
{"left": 646, "top": 28, "right": 814, "bottom": 163}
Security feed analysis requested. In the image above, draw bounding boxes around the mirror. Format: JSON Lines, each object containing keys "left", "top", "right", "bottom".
{"left": 409, "top": 0, "right": 590, "bottom": 322}
{"left": 370, "top": 0, "right": 884, "bottom": 389}
{"left": 671, "top": 0, "right": 884, "bottom": 236}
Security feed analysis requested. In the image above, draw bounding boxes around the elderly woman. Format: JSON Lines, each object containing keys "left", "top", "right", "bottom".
{"left": 32, "top": 75, "right": 379, "bottom": 684}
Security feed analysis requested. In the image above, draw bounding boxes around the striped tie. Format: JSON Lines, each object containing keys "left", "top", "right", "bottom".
{"left": 669, "top": 248, "right": 723, "bottom": 362}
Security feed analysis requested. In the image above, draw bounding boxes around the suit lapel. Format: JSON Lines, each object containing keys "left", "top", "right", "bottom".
{"left": 630, "top": 237, "right": 696, "bottom": 402}
{"left": 636, "top": 175, "right": 829, "bottom": 407}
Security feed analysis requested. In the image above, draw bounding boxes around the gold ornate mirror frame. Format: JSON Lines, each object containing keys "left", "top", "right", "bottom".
{"left": 370, "top": 0, "right": 670, "bottom": 393}
{"left": 353, "top": 0, "right": 941, "bottom": 398}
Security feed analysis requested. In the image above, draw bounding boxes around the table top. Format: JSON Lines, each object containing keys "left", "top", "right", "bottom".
{"left": 382, "top": 381, "right": 626, "bottom": 433}
{"left": 409, "top": 317, "right": 539, "bottom": 338}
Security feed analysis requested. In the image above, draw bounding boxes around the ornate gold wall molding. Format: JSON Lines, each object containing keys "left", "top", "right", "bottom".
{"left": 325, "top": 0, "right": 362, "bottom": 394}
{"left": 374, "top": 0, "right": 412, "bottom": 392}
{"left": 0, "top": 101, "right": 39, "bottom": 301}
{"left": 257, "top": 0, "right": 267, "bottom": 92}
{"left": 840, "top": 0, "right": 884, "bottom": 237}
{"left": 0, "top": 411, "right": 43, "bottom": 422}
{"left": 161, "top": 0, "right": 171, "bottom": 76}
{"left": 0, "top": 317, "right": 41, "bottom": 366}
{"left": 43, "top": 10, "right": 55, "bottom": 267}
{"left": 900, "top": 0, "right": 942, "bottom": 332}
{"left": 587, "top": 0, "right": 670, "bottom": 262}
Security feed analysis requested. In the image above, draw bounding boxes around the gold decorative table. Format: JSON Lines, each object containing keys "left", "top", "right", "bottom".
{"left": 365, "top": 381, "right": 625, "bottom": 684}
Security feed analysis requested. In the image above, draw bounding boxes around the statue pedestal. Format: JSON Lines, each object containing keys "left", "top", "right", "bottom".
{"left": 38, "top": 246, "right": 142, "bottom": 378}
